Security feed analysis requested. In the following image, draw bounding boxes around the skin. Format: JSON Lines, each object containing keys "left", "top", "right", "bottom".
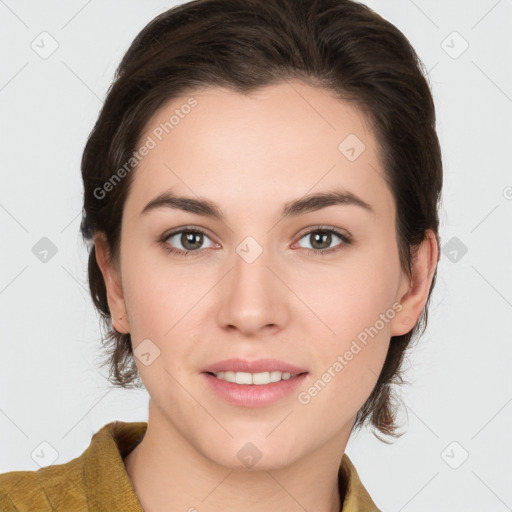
{"left": 95, "top": 80, "right": 438, "bottom": 512}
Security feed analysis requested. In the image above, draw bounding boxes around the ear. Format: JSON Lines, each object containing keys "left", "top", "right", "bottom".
{"left": 93, "top": 232, "right": 130, "bottom": 334}
{"left": 390, "top": 229, "right": 439, "bottom": 337}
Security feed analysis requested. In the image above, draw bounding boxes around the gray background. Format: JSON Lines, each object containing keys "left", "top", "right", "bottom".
{"left": 1, "top": 1, "right": 511, "bottom": 510}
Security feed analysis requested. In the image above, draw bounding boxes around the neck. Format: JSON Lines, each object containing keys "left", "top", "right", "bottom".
{"left": 124, "top": 401, "right": 351, "bottom": 512}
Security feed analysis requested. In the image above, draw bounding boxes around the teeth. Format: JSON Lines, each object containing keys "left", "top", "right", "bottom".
{"left": 213, "top": 371, "right": 298, "bottom": 385}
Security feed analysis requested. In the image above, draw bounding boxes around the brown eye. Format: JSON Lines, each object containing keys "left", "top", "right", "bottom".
{"left": 180, "top": 231, "right": 204, "bottom": 250}
{"left": 162, "top": 228, "right": 217, "bottom": 255}
{"left": 295, "top": 227, "right": 351, "bottom": 255}
{"left": 309, "top": 231, "right": 333, "bottom": 250}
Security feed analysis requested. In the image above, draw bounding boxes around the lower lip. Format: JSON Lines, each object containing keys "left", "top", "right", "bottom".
{"left": 201, "top": 372, "right": 308, "bottom": 408}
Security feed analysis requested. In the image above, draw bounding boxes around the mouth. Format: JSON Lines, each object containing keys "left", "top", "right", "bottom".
{"left": 201, "top": 370, "right": 309, "bottom": 408}
{"left": 204, "top": 370, "right": 308, "bottom": 385}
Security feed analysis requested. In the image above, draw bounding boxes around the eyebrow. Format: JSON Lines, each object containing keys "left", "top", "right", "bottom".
{"left": 140, "top": 189, "right": 374, "bottom": 220}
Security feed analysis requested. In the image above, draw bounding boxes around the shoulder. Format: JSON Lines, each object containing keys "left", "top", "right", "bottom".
{"left": 0, "top": 470, "right": 28, "bottom": 512}
{"left": 0, "top": 421, "right": 147, "bottom": 512}
{"left": 0, "top": 456, "right": 86, "bottom": 511}
{"left": 340, "top": 453, "right": 383, "bottom": 512}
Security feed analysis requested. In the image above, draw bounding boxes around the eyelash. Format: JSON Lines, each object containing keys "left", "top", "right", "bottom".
{"left": 159, "top": 225, "right": 352, "bottom": 258}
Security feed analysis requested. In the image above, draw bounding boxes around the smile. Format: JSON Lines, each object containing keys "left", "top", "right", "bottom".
{"left": 209, "top": 370, "right": 300, "bottom": 385}
{"left": 202, "top": 371, "right": 308, "bottom": 408}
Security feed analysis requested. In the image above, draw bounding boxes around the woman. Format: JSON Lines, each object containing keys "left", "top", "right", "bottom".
{"left": 0, "top": 0, "right": 441, "bottom": 510}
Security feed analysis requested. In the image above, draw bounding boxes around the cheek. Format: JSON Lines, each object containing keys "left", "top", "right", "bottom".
{"left": 295, "top": 245, "right": 401, "bottom": 343}
{"left": 120, "top": 240, "right": 189, "bottom": 336}
{"left": 123, "top": 277, "right": 172, "bottom": 340}
{"left": 120, "top": 248, "right": 206, "bottom": 380}
{"left": 297, "top": 293, "right": 392, "bottom": 426}
{"left": 291, "top": 240, "right": 399, "bottom": 402}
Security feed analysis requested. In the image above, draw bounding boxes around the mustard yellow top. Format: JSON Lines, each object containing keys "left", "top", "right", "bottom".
{"left": 0, "top": 421, "right": 381, "bottom": 511}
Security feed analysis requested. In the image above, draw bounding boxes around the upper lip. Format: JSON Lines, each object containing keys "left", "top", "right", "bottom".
{"left": 201, "top": 358, "right": 308, "bottom": 375}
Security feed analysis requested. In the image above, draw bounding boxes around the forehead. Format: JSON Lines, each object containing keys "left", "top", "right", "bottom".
{"left": 125, "top": 80, "right": 395, "bottom": 222}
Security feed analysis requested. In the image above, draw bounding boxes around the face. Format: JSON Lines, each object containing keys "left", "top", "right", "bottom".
{"left": 98, "top": 80, "right": 420, "bottom": 470}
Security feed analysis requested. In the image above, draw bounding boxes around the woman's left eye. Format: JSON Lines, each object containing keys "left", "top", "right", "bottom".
{"left": 295, "top": 228, "right": 351, "bottom": 255}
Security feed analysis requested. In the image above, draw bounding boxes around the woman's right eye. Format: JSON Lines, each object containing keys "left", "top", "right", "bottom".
{"left": 161, "top": 228, "right": 217, "bottom": 256}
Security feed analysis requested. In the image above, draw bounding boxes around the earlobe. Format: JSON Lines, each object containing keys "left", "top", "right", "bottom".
{"left": 390, "top": 230, "right": 439, "bottom": 337}
{"left": 93, "top": 232, "right": 130, "bottom": 334}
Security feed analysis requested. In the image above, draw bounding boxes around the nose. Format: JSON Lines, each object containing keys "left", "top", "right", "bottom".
{"left": 216, "top": 241, "right": 290, "bottom": 337}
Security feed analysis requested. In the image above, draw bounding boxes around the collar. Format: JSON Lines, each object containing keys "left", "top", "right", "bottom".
{"left": 83, "top": 421, "right": 380, "bottom": 511}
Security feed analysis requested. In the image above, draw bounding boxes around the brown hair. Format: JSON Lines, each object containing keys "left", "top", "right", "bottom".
{"left": 80, "top": 0, "right": 442, "bottom": 441}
